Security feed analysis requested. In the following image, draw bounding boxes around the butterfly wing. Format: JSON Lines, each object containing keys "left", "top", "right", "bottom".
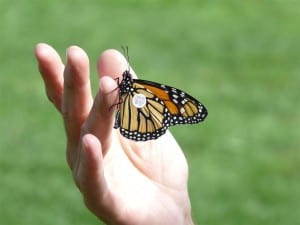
{"left": 134, "top": 79, "right": 208, "bottom": 126}
{"left": 115, "top": 82, "right": 170, "bottom": 141}
{"left": 114, "top": 76, "right": 208, "bottom": 141}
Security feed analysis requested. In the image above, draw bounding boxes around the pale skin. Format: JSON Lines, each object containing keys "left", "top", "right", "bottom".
{"left": 34, "top": 43, "right": 195, "bottom": 225}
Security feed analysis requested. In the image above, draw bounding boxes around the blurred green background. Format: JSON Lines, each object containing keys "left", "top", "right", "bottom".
{"left": 1, "top": 0, "right": 299, "bottom": 224}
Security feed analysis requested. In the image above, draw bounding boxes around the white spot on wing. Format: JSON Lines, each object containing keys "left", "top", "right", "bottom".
{"left": 180, "top": 107, "right": 185, "bottom": 114}
{"left": 132, "top": 93, "right": 147, "bottom": 108}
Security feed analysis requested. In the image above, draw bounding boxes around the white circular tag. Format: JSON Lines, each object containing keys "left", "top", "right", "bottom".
{"left": 132, "top": 93, "right": 147, "bottom": 108}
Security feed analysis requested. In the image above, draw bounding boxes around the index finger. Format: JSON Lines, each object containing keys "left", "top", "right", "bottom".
{"left": 98, "top": 49, "right": 138, "bottom": 79}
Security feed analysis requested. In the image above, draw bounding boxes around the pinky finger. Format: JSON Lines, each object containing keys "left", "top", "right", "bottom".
{"left": 35, "top": 43, "right": 64, "bottom": 111}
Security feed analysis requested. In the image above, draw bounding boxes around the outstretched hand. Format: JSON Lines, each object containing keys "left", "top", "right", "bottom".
{"left": 35, "top": 43, "right": 194, "bottom": 225}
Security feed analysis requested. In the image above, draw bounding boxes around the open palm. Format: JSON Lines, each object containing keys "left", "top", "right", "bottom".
{"left": 35, "top": 43, "right": 193, "bottom": 225}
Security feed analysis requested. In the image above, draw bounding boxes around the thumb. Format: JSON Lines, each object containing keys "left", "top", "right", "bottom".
{"left": 77, "top": 134, "right": 108, "bottom": 204}
{"left": 77, "top": 134, "right": 123, "bottom": 225}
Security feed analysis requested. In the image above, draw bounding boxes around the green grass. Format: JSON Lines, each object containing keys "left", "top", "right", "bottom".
{"left": 1, "top": 0, "right": 300, "bottom": 224}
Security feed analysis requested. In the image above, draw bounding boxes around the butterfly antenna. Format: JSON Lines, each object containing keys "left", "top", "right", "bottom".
{"left": 121, "top": 45, "right": 130, "bottom": 72}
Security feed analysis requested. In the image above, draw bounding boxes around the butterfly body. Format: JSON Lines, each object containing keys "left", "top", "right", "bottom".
{"left": 114, "top": 70, "right": 208, "bottom": 141}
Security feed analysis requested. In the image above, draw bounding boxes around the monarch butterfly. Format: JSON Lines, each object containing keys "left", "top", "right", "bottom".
{"left": 113, "top": 69, "right": 208, "bottom": 141}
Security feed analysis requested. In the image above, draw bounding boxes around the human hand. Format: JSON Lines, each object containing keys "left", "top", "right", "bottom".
{"left": 35, "top": 43, "right": 194, "bottom": 225}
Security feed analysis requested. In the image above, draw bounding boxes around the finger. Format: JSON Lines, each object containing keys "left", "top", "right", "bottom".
{"left": 63, "top": 46, "right": 93, "bottom": 167}
{"left": 76, "top": 134, "right": 107, "bottom": 195}
{"left": 98, "top": 49, "right": 138, "bottom": 79}
{"left": 76, "top": 134, "right": 118, "bottom": 223}
{"left": 35, "top": 43, "right": 64, "bottom": 111}
{"left": 83, "top": 76, "right": 118, "bottom": 154}
{"left": 82, "top": 50, "right": 137, "bottom": 154}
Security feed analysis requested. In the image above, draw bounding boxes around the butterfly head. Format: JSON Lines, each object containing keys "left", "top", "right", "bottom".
{"left": 118, "top": 70, "right": 133, "bottom": 94}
